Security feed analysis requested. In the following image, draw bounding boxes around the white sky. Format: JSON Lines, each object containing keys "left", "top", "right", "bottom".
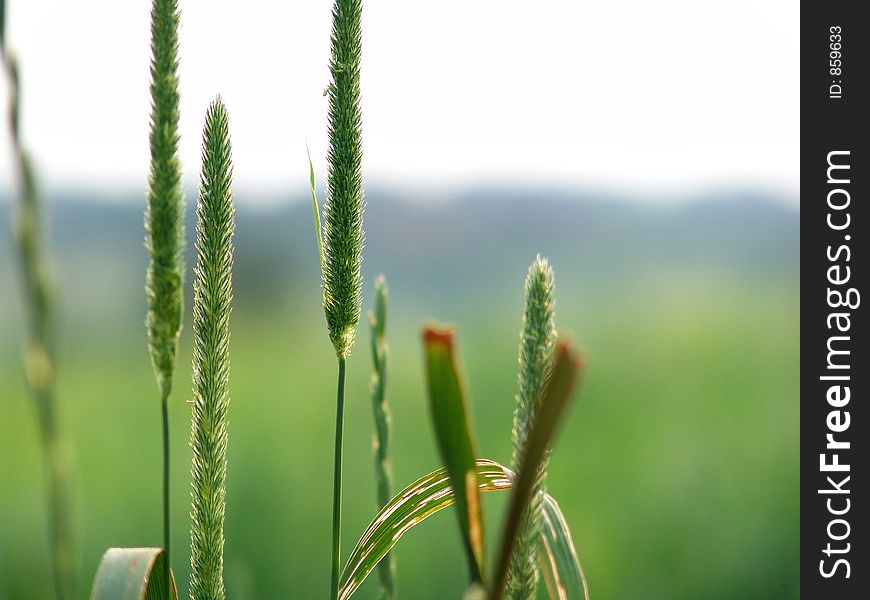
{"left": 1, "top": 0, "right": 799, "bottom": 203}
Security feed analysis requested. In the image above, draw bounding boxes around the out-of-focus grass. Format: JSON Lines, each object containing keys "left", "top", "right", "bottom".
{"left": 0, "top": 270, "right": 798, "bottom": 599}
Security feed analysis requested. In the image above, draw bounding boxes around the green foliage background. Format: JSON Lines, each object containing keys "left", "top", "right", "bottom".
{"left": 0, "top": 192, "right": 799, "bottom": 599}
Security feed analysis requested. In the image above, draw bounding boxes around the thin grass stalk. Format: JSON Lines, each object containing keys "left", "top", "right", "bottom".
{"left": 189, "top": 99, "right": 234, "bottom": 600}
{"left": 369, "top": 276, "right": 396, "bottom": 599}
{"left": 145, "top": 1, "right": 184, "bottom": 596}
{"left": 2, "top": 14, "right": 74, "bottom": 599}
{"left": 507, "top": 257, "right": 556, "bottom": 599}
{"left": 330, "top": 356, "right": 348, "bottom": 600}
{"left": 319, "top": 1, "right": 365, "bottom": 597}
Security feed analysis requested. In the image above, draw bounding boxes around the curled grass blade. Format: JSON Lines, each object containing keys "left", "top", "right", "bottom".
{"left": 338, "top": 460, "right": 589, "bottom": 600}
{"left": 90, "top": 547, "right": 178, "bottom": 600}
{"left": 538, "top": 494, "right": 589, "bottom": 600}
{"left": 338, "top": 459, "right": 511, "bottom": 600}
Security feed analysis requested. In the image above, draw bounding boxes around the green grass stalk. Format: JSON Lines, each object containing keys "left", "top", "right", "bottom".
{"left": 369, "top": 276, "right": 396, "bottom": 599}
{"left": 2, "top": 14, "right": 75, "bottom": 599}
{"left": 145, "top": 1, "right": 184, "bottom": 596}
{"left": 330, "top": 356, "right": 348, "bottom": 600}
{"left": 318, "top": 1, "right": 365, "bottom": 597}
{"left": 507, "top": 257, "right": 557, "bottom": 599}
{"left": 189, "top": 99, "right": 235, "bottom": 600}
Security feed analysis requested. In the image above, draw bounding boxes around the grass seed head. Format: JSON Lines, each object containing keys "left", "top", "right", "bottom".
{"left": 507, "top": 255, "right": 557, "bottom": 598}
{"left": 321, "top": 0, "right": 365, "bottom": 358}
{"left": 145, "top": 0, "right": 184, "bottom": 396}
{"left": 189, "top": 97, "right": 235, "bottom": 600}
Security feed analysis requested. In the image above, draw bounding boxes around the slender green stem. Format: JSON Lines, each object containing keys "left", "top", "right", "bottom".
{"left": 161, "top": 389, "right": 171, "bottom": 600}
{"left": 330, "top": 356, "right": 347, "bottom": 599}
{"left": 38, "top": 395, "right": 74, "bottom": 600}
{"left": 3, "top": 30, "right": 74, "bottom": 600}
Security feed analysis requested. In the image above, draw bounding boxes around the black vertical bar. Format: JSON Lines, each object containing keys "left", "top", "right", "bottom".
{"left": 802, "top": 3, "right": 867, "bottom": 598}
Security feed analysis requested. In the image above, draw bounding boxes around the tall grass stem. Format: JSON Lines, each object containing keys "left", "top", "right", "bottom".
{"left": 2, "top": 16, "right": 75, "bottom": 600}
{"left": 161, "top": 391, "right": 171, "bottom": 598}
{"left": 145, "top": 1, "right": 184, "bottom": 596}
{"left": 321, "top": 1, "right": 364, "bottom": 596}
{"left": 330, "top": 356, "right": 348, "bottom": 600}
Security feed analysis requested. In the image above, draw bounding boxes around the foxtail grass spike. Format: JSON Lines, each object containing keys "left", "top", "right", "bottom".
{"left": 321, "top": 0, "right": 365, "bottom": 359}
{"left": 145, "top": 1, "right": 184, "bottom": 597}
{"left": 507, "top": 256, "right": 557, "bottom": 599}
{"left": 146, "top": 0, "right": 184, "bottom": 395}
{"left": 369, "top": 276, "right": 396, "bottom": 599}
{"left": 3, "top": 18, "right": 75, "bottom": 600}
{"left": 189, "top": 98, "right": 235, "bottom": 600}
{"left": 493, "top": 340, "right": 583, "bottom": 600}
{"left": 322, "top": 1, "right": 365, "bottom": 598}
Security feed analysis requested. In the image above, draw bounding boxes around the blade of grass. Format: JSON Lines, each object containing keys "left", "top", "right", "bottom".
{"left": 492, "top": 339, "right": 583, "bottom": 600}
{"left": 422, "top": 325, "right": 487, "bottom": 585}
{"left": 537, "top": 493, "right": 589, "bottom": 600}
{"left": 307, "top": 144, "right": 324, "bottom": 270}
{"left": 337, "top": 460, "right": 589, "bottom": 600}
{"left": 91, "top": 548, "right": 178, "bottom": 600}
{"left": 338, "top": 460, "right": 512, "bottom": 600}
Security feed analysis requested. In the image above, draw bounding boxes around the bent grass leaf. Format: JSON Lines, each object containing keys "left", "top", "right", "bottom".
{"left": 338, "top": 460, "right": 511, "bottom": 600}
{"left": 423, "top": 325, "right": 487, "bottom": 584}
{"left": 492, "top": 339, "right": 583, "bottom": 600}
{"left": 538, "top": 494, "right": 589, "bottom": 600}
{"left": 90, "top": 548, "right": 178, "bottom": 600}
{"left": 338, "top": 460, "right": 588, "bottom": 600}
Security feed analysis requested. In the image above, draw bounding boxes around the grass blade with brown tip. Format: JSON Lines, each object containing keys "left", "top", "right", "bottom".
{"left": 422, "top": 325, "right": 487, "bottom": 585}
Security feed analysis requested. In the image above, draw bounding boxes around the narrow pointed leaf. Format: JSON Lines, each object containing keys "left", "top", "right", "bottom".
{"left": 492, "top": 339, "right": 583, "bottom": 600}
{"left": 422, "top": 325, "right": 487, "bottom": 584}
{"left": 338, "top": 460, "right": 511, "bottom": 600}
{"left": 538, "top": 494, "right": 589, "bottom": 600}
{"left": 90, "top": 548, "right": 178, "bottom": 600}
{"left": 307, "top": 146, "right": 324, "bottom": 270}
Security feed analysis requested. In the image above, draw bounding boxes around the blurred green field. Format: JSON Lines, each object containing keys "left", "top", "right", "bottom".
{"left": 0, "top": 194, "right": 799, "bottom": 599}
